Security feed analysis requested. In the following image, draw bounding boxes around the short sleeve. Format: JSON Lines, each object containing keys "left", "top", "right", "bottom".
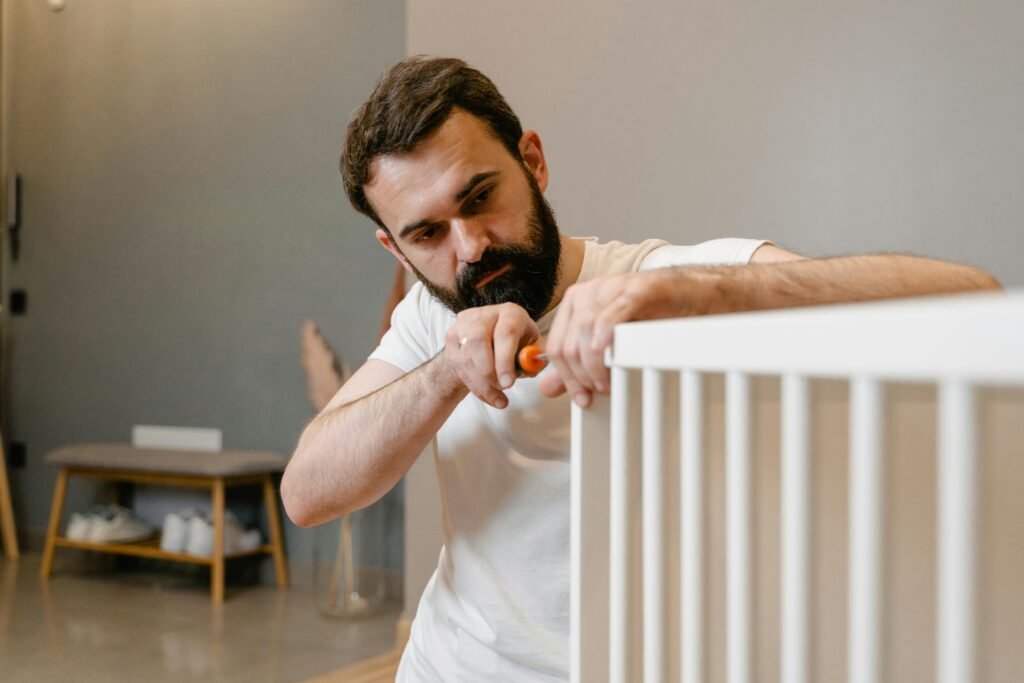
{"left": 367, "top": 283, "right": 439, "bottom": 374}
{"left": 640, "top": 238, "right": 769, "bottom": 271}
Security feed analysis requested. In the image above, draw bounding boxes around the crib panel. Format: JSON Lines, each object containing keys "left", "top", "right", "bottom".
{"left": 570, "top": 291, "right": 1024, "bottom": 683}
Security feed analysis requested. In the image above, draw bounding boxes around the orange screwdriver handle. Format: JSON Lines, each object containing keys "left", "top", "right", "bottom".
{"left": 516, "top": 344, "right": 547, "bottom": 376}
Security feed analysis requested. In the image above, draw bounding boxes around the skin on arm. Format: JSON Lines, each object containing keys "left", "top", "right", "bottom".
{"left": 541, "top": 246, "right": 1002, "bottom": 405}
{"left": 282, "top": 356, "right": 464, "bottom": 527}
{"left": 283, "top": 301, "right": 539, "bottom": 527}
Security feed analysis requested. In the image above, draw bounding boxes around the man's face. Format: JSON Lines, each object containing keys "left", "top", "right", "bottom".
{"left": 364, "top": 110, "right": 561, "bottom": 320}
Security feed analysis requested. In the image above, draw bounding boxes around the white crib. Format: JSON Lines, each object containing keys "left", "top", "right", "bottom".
{"left": 570, "top": 290, "right": 1024, "bottom": 683}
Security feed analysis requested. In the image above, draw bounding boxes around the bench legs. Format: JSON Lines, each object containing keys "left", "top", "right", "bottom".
{"left": 41, "top": 469, "right": 288, "bottom": 603}
{"left": 211, "top": 478, "right": 226, "bottom": 605}
{"left": 0, "top": 439, "right": 18, "bottom": 560}
{"left": 263, "top": 475, "right": 289, "bottom": 589}
{"left": 209, "top": 476, "right": 288, "bottom": 603}
{"left": 41, "top": 469, "right": 69, "bottom": 577}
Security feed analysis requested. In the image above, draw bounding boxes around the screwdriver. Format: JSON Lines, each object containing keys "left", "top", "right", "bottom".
{"left": 516, "top": 344, "right": 548, "bottom": 376}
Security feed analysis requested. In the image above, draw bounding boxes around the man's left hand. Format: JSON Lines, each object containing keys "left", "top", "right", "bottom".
{"left": 540, "top": 268, "right": 711, "bottom": 407}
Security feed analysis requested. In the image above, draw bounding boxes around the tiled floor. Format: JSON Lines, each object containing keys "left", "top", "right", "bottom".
{"left": 0, "top": 553, "right": 400, "bottom": 683}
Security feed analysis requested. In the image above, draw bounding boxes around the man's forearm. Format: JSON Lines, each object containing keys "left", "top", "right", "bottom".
{"left": 282, "top": 355, "right": 467, "bottom": 527}
{"left": 691, "top": 254, "right": 1001, "bottom": 315}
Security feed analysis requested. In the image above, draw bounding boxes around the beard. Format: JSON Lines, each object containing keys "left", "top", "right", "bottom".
{"left": 410, "top": 172, "right": 561, "bottom": 321}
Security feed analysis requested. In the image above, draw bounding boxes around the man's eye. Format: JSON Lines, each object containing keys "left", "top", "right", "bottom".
{"left": 473, "top": 188, "right": 491, "bottom": 204}
{"left": 416, "top": 226, "right": 438, "bottom": 243}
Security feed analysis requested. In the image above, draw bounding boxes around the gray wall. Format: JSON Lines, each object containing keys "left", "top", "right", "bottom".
{"left": 408, "top": 0, "right": 1024, "bottom": 285}
{"left": 5, "top": 0, "right": 405, "bottom": 568}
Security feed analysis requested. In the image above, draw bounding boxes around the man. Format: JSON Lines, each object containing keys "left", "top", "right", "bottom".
{"left": 282, "top": 56, "right": 999, "bottom": 681}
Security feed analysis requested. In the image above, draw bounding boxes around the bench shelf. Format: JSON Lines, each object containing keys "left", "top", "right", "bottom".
{"left": 40, "top": 444, "right": 290, "bottom": 605}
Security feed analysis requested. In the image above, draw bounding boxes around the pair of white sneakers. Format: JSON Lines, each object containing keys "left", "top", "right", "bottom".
{"left": 67, "top": 505, "right": 156, "bottom": 544}
{"left": 160, "top": 509, "right": 262, "bottom": 556}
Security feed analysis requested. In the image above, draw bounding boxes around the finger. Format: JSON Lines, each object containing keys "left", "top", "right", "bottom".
{"left": 591, "top": 296, "right": 633, "bottom": 352}
{"left": 549, "top": 359, "right": 590, "bottom": 407}
{"left": 546, "top": 292, "right": 594, "bottom": 406}
{"left": 464, "top": 325, "right": 507, "bottom": 408}
{"left": 584, "top": 297, "right": 634, "bottom": 392}
{"left": 572, "top": 305, "right": 612, "bottom": 393}
{"left": 579, "top": 339, "right": 610, "bottom": 394}
{"left": 492, "top": 306, "right": 530, "bottom": 388}
{"left": 558, "top": 335, "right": 596, "bottom": 403}
{"left": 539, "top": 368, "right": 567, "bottom": 397}
{"left": 462, "top": 357, "right": 508, "bottom": 408}
{"left": 547, "top": 327, "right": 594, "bottom": 406}
{"left": 447, "top": 325, "right": 507, "bottom": 408}
{"left": 556, "top": 292, "right": 604, "bottom": 392}
{"left": 545, "top": 289, "right": 572, "bottom": 359}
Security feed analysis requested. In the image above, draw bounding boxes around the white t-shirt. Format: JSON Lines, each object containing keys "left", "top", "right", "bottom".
{"left": 370, "top": 237, "right": 766, "bottom": 682}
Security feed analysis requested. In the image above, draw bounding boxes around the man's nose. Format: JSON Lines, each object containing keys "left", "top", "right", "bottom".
{"left": 451, "top": 219, "right": 491, "bottom": 264}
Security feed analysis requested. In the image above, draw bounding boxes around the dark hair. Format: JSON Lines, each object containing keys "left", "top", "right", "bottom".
{"left": 341, "top": 56, "right": 524, "bottom": 228}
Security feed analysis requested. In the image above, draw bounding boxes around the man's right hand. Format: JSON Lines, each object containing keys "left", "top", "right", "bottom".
{"left": 443, "top": 302, "right": 541, "bottom": 409}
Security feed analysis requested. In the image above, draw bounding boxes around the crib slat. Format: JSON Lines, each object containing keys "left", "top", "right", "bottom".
{"left": 848, "top": 378, "right": 884, "bottom": 683}
{"left": 643, "top": 369, "right": 670, "bottom": 683}
{"left": 726, "top": 372, "right": 752, "bottom": 683}
{"left": 610, "top": 366, "right": 635, "bottom": 683}
{"left": 938, "top": 382, "right": 977, "bottom": 683}
{"left": 571, "top": 394, "right": 612, "bottom": 683}
{"left": 781, "top": 375, "right": 810, "bottom": 683}
{"left": 681, "top": 370, "right": 705, "bottom": 683}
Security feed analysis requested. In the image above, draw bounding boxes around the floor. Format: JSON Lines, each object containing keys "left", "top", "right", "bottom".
{"left": 0, "top": 553, "right": 401, "bottom": 683}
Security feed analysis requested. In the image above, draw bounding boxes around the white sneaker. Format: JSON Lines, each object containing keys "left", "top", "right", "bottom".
{"left": 160, "top": 509, "right": 199, "bottom": 553}
{"left": 66, "top": 512, "right": 94, "bottom": 541}
{"left": 87, "top": 505, "right": 154, "bottom": 543}
{"left": 185, "top": 512, "right": 261, "bottom": 556}
{"left": 66, "top": 505, "right": 118, "bottom": 540}
{"left": 236, "top": 528, "right": 262, "bottom": 553}
{"left": 185, "top": 516, "right": 213, "bottom": 556}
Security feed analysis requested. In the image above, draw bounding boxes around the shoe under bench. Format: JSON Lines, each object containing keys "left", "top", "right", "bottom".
{"left": 40, "top": 443, "right": 290, "bottom": 605}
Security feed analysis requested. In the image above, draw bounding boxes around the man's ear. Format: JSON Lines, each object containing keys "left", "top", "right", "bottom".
{"left": 519, "top": 129, "right": 548, "bottom": 192}
{"left": 376, "top": 228, "right": 414, "bottom": 273}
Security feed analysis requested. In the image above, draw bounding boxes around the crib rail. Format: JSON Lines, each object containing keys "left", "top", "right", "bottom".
{"left": 570, "top": 290, "right": 1024, "bottom": 683}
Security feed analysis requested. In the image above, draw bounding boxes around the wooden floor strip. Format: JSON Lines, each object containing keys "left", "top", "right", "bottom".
{"left": 304, "top": 647, "right": 401, "bottom": 683}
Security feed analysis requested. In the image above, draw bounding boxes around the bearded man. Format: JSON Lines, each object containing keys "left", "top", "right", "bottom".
{"left": 282, "top": 56, "right": 999, "bottom": 682}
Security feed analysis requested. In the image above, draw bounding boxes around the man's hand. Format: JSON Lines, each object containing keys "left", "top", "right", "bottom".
{"left": 445, "top": 302, "right": 542, "bottom": 409}
{"left": 541, "top": 269, "right": 710, "bottom": 407}
{"left": 539, "top": 251, "right": 1001, "bottom": 408}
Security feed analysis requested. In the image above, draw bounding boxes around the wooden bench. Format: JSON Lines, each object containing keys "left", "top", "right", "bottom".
{"left": 0, "top": 437, "right": 18, "bottom": 560}
{"left": 40, "top": 443, "right": 289, "bottom": 604}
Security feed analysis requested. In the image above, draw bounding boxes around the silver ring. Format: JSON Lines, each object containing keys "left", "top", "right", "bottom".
{"left": 459, "top": 337, "right": 469, "bottom": 347}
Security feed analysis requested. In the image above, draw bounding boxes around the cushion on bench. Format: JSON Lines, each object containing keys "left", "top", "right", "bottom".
{"left": 46, "top": 443, "right": 288, "bottom": 477}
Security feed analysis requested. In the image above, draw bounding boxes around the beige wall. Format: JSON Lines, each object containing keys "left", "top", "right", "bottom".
{"left": 408, "top": 0, "right": 1024, "bottom": 286}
